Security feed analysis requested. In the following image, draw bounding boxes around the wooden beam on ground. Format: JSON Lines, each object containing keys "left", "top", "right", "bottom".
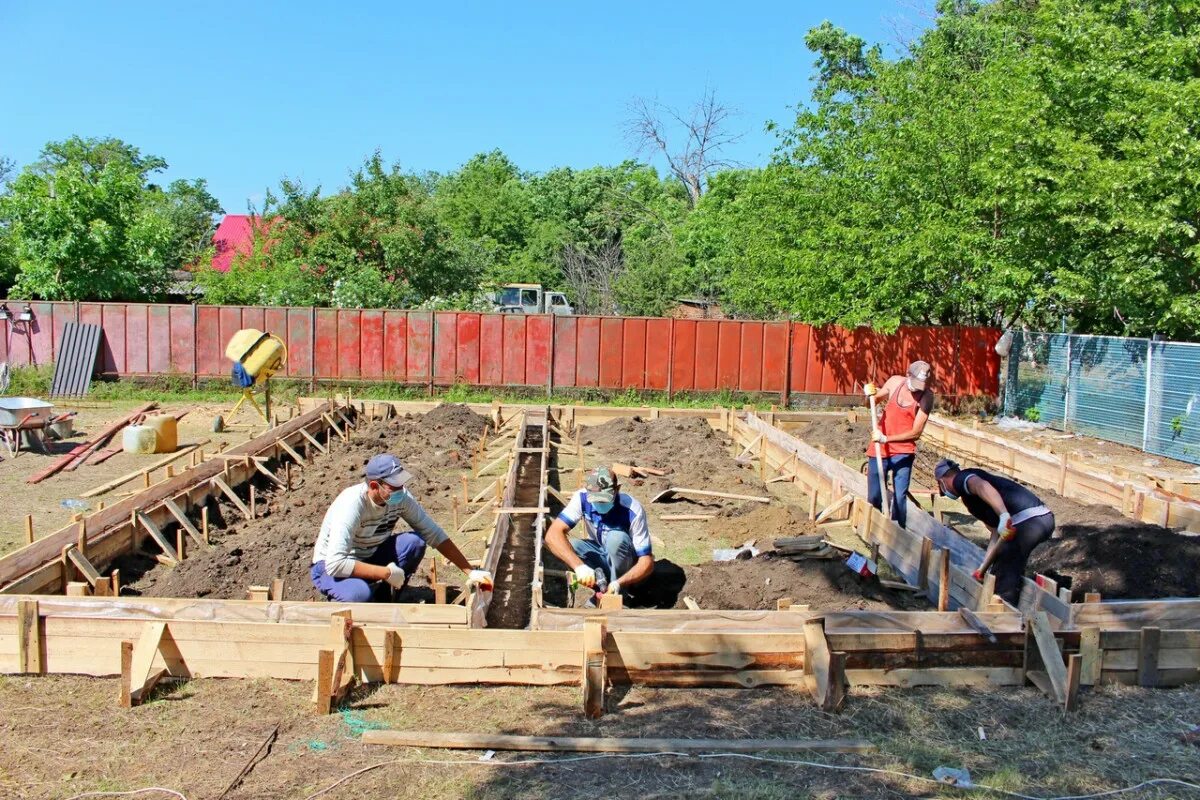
{"left": 361, "top": 731, "right": 876, "bottom": 754}
{"left": 1028, "top": 611, "right": 1068, "bottom": 705}
{"left": 583, "top": 616, "right": 607, "bottom": 718}
{"left": 660, "top": 514, "right": 715, "bottom": 522}
{"left": 651, "top": 487, "right": 771, "bottom": 504}
{"left": 212, "top": 476, "right": 253, "bottom": 520}
{"left": 135, "top": 512, "right": 179, "bottom": 565}
{"left": 123, "top": 621, "right": 168, "bottom": 707}
{"left": 162, "top": 498, "right": 205, "bottom": 549}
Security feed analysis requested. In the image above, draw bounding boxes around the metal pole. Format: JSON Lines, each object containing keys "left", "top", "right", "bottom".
{"left": 1142, "top": 338, "right": 1153, "bottom": 452}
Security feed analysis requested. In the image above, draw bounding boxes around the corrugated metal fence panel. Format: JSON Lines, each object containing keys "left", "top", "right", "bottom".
{"left": 1146, "top": 341, "right": 1200, "bottom": 463}
{"left": 0, "top": 299, "right": 1001, "bottom": 397}
{"left": 1067, "top": 335, "right": 1146, "bottom": 448}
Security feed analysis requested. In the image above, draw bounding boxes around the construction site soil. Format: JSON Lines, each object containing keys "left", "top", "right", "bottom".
{"left": 799, "top": 415, "right": 1200, "bottom": 600}
{"left": 120, "top": 404, "right": 490, "bottom": 601}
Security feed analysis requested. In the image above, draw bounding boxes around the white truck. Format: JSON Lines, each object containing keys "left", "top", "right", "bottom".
{"left": 492, "top": 283, "right": 575, "bottom": 315}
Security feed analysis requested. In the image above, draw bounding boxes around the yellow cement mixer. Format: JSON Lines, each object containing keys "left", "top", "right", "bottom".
{"left": 214, "top": 329, "right": 287, "bottom": 431}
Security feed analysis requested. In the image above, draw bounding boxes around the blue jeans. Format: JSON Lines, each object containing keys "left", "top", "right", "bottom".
{"left": 866, "top": 454, "right": 915, "bottom": 528}
{"left": 310, "top": 532, "right": 427, "bottom": 603}
{"left": 571, "top": 531, "right": 636, "bottom": 590}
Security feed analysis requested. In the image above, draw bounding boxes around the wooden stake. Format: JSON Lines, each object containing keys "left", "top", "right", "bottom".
{"left": 1079, "top": 627, "right": 1101, "bottom": 686}
{"left": 1064, "top": 653, "right": 1083, "bottom": 712}
{"left": 918, "top": 537, "right": 933, "bottom": 591}
{"left": 201, "top": 506, "right": 210, "bottom": 544}
{"left": 119, "top": 640, "right": 134, "bottom": 708}
{"left": 461, "top": 474, "right": 469, "bottom": 504}
{"left": 937, "top": 548, "right": 950, "bottom": 611}
{"left": 142, "top": 470, "right": 151, "bottom": 489}
{"left": 1138, "top": 627, "right": 1160, "bottom": 688}
{"left": 16, "top": 599, "right": 41, "bottom": 674}
{"left": 165, "top": 465, "right": 175, "bottom": 480}
{"left": 250, "top": 485, "right": 257, "bottom": 518}
{"left": 452, "top": 496, "right": 460, "bottom": 531}
{"left": 583, "top": 616, "right": 607, "bottom": 719}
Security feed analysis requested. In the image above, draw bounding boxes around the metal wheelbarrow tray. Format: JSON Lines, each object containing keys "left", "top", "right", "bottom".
{"left": 0, "top": 397, "right": 55, "bottom": 456}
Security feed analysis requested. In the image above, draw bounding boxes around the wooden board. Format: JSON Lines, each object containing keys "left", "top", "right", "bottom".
{"left": 361, "top": 730, "right": 874, "bottom": 754}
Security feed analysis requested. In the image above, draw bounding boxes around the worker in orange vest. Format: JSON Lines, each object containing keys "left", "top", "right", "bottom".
{"left": 862, "top": 361, "right": 935, "bottom": 528}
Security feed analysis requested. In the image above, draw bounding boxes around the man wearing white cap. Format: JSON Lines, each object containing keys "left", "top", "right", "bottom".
{"left": 545, "top": 465, "right": 655, "bottom": 604}
{"left": 310, "top": 453, "right": 492, "bottom": 603}
{"left": 862, "top": 360, "right": 935, "bottom": 528}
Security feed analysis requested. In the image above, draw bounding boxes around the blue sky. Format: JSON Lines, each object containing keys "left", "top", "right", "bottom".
{"left": 0, "top": 1, "right": 928, "bottom": 213}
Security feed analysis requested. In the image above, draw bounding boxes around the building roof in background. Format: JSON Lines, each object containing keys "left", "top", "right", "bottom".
{"left": 211, "top": 214, "right": 257, "bottom": 273}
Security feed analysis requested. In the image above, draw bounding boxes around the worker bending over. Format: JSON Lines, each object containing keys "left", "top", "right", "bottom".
{"left": 862, "top": 360, "right": 935, "bottom": 528}
{"left": 311, "top": 453, "right": 492, "bottom": 602}
{"left": 934, "top": 458, "right": 1056, "bottom": 606}
{"left": 545, "top": 466, "right": 655, "bottom": 605}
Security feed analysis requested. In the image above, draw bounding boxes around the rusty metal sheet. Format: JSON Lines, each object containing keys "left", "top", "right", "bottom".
{"left": 551, "top": 316, "right": 576, "bottom": 389}
{"left": 502, "top": 314, "right": 526, "bottom": 384}
{"left": 50, "top": 322, "right": 101, "bottom": 397}
{"left": 360, "top": 310, "right": 384, "bottom": 380}
{"left": 525, "top": 315, "right": 551, "bottom": 388}
{"left": 433, "top": 311, "right": 458, "bottom": 384}
{"left": 621, "top": 318, "right": 646, "bottom": 389}
{"left": 478, "top": 314, "right": 503, "bottom": 386}
{"left": 575, "top": 317, "right": 600, "bottom": 388}
{"left": 337, "top": 310, "right": 361, "bottom": 379}
{"left": 598, "top": 317, "right": 623, "bottom": 388}
{"left": 644, "top": 318, "right": 671, "bottom": 391}
{"left": 456, "top": 313, "right": 481, "bottom": 385}
{"left": 382, "top": 311, "right": 407, "bottom": 382}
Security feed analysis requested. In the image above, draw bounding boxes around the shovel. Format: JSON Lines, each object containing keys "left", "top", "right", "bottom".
{"left": 868, "top": 393, "right": 891, "bottom": 518}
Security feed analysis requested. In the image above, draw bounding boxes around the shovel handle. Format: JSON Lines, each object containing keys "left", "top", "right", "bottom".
{"left": 868, "top": 395, "right": 891, "bottom": 515}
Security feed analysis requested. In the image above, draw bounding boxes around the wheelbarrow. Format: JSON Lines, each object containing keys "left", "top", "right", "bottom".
{"left": 0, "top": 397, "right": 56, "bottom": 458}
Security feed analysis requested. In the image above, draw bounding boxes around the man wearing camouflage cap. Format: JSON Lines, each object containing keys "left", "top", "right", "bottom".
{"left": 544, "top": 465, "right": 655, "bottom": 603}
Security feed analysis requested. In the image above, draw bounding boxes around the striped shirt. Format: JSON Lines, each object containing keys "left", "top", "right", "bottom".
{"left": 557, "top": 490, "right": 653, "bottom": 558}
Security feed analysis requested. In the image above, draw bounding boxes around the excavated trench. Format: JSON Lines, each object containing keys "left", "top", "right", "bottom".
{"left": 485, "top": 425, "right": 542, "bottom": 629}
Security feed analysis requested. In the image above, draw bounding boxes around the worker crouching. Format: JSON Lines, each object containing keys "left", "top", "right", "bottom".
{"left": 545, "top": 466, "right": 655, "bottom": 607}
{"left": 310, "top": 453, "right": 492, "bottom": 602}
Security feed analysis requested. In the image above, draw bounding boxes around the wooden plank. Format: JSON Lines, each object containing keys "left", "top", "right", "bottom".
{"left": 1065, "top": 654, "right": 1082, "bottom": 712}
{"left": 958, "top": 608, "right": 998, "bottom": 644}
{"left": 253, "top": 460, "right": 286, "bottom": 488}
{"left": 66, "top": 546, "right": 103, "bottom": 587}
{"left": 135, "top": 512, "right": 179, "bottom": 564}
{"left": 212, "top": 476, "right": 253, "bottom": 520}
{"left": 79, "top": 441, "right": 207, "bottom": 499}
{"left": 118, "top": 640, "right": 134, "bottom": 707}
{"left": 16, "top": 599, "right": 41, "bottom": 674}
{"left": 1079, "top": 627, "right": 1101, "bottom": 686}
{"left": 314, "top": 648, "right": 335, "bottom": 714}
{"left": 299, "top": 428, "right": 327, "bottom": 455}
{"left": 362, "top": 730, "right": 874, "bottom": 753}
{"left": 162, "top": 498, "right": 205, "bottom": 548}
{"left": 1138, "top": 627, "right": 1161, "bottom": 688}
{"left": 127, "top": 621, "right": 168, "bottom": 705}
{"left": 652, "top": 487, "right": 771, "bottom": 504}
{"left": 815, "top": 493, "right": 853, "bottom": 524}
{"left": 382, "top": 630, "right": 399, "bottom": 684}
{"left": 583, "top": 617, "right": 606, "bottom": 719}
{"left": 29, "top": 403, "right": 158, "bottom": 485}
{"left": 1028, "top": 611, "right": 1068, "bottom": 704}
{"left": 278, "top": 438, "right": 306, "bottom": 464}
{"left": 844, "top": 667, "right": 1023, "bottom": 687}
{"left": 804, "top": 619, "right": 840, "bottom": 711}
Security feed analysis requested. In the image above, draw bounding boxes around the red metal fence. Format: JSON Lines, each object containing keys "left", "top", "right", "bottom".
{"left": 0, "top": 301, "right": 1001, "bottom": 399}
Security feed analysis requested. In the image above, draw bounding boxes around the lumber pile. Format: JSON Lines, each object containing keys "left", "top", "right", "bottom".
{"left": 773, "top": 535, "right": 851, "bottom": 561}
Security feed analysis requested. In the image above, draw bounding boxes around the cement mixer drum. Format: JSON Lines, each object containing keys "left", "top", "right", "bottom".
{"left": 225, "top": 328, "right": 286, "bottom": 383}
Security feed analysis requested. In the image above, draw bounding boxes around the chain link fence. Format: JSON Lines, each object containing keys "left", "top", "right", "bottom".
{"left": 1003, "top": 330, "right": 1200, "bottom": 465}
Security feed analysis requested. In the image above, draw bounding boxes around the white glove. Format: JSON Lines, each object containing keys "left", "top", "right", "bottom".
{"left": 574, "top": 563, "right": 596, "bottom": 588}
{"left": 605, "top": 580, "right": 621, "bottom": 596}
{"left": 466, "top": 569, "right": 494, "bottom": 591}
{"left": 863, "top": 382, "right": 877, "bottom": 398}
{"left": 997, "top": 512, "right": 1015, "bottom": 540}
{"left": 872, "top": 429, "right": 887, "bottom": 444}
{"left": 385, "top": 563, "right": 407, "bottom": 589}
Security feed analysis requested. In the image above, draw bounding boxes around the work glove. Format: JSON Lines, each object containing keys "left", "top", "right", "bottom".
{"left": 574, "top": 563, "right": 596, "bottom": 589}
{"left": 972, "top": 569, "right": 983, "bottom": 582}
{"left": 385, "top": 563, "right": 407, "bottom": 589}
{"left": 863, "top": 382, "right": 877, "bottom": 398}
{"left": 606, "top": 580, "right": 622, "bottom": 596}
{"left": 997, "top": 512, "right": 1015, "bottom": 541}
{"left": 871, "top": 429, "right": 887, "bottom": 444}
{"left": 466, "top": 569, "right": 494, "bottom": 591}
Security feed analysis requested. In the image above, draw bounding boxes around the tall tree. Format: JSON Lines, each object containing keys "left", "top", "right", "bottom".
{"left": 2, "top": 137, "right": 221, "bottom": 301}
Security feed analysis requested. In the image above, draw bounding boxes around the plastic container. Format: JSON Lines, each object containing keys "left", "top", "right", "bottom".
{"left": 123, "top": 425, "right": 158, "bottom": 454}
{"left": 143, "top": 414, "right": 178, "bottom": 453}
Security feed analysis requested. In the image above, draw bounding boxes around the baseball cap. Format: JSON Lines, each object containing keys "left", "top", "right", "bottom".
{"left": 934, "top": 458, "right": 959, "bottom": 480}
{"left": 365, "top": 454, "right": 413, "bottom": 488}
{"left": 907, "top": 360, "right": 932, "bottom": 390}
{"left": 586, "top": 466, "right": 617, "bottom": 505}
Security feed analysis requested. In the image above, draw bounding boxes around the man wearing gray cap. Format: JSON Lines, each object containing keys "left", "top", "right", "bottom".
{"left": 934, "top": 458, "right": 1056, "bottom": 605}
{"left": 310, "top": 453, "right": 492, "bottom": 603}
{"left": 862, "top": 360, "right": 935, "bottom": 528}
{"left": 544, "top": 465, "right": 655, "bottom": 604}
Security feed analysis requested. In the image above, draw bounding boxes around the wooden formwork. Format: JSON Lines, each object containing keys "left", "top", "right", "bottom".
{"left": 1, "top": 401, "right": 1197, "bottom": 717}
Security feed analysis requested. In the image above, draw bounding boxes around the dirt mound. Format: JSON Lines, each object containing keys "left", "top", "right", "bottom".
{"left": 672, "top": 554, "right": 928, "bottom": 611}
{"left": 1028, "top": 497, "right": 1200, "bottom": 599}
{"left": 713, "top": 504, "right": 822, "bottom": 544}
{"left": 797, "top": 417, "right": 870, "bottom": 461}
{"left": 581, "top": 416, "right": 762, "bottom": 498}
{"left": 122, "top": 405, "right": 489, "bottom": 601}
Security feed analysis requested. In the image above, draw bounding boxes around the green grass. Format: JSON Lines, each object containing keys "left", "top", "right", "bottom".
{"left": 2, "top": 365, "right": 782, "bottom": 411}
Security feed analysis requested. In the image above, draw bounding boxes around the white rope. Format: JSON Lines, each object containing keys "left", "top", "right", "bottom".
{"left": 62, "top": 789, "right": 189, "bottom": 800}
{"left": 302, "top": 750, "right": 1200, "bottom": 800}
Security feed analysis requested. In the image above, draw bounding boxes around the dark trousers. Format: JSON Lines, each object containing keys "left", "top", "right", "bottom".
{"left": 867, "top": 453, "right": 915, "bottom": 528}
{"left": 310, "top": 532, "right": 427, "bottom": 603}
{"left": 993, "top": 513, "right": 1056, "bottom": 605}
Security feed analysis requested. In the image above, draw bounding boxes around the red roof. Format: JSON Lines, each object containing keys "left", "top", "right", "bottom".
{"left": 210, "top": 215, "right": 256, "bottom": 272}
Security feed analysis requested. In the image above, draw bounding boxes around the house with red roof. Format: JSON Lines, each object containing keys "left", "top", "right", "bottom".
{"left": 210, "top": 214, "right": 258, "bottom": 272}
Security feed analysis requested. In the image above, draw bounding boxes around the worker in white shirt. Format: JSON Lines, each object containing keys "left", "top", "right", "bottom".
{"left": 310, "top": 453, "right": 492, "bottom": 602}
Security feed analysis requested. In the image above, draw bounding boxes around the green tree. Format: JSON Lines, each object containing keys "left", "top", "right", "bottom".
{"left": 2, "top": 137, "right": 221, "bottom": 301}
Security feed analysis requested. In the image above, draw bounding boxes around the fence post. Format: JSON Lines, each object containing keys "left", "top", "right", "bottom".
{"left": 1064, "top": 334, "right": 1073, "bottom": 432}
{"left": 1142, "top": 338, "right": 1153, "bottom": 452}
{"left": 547, "top": 315, "right": 555, "bottom": 399}
{"left": 782, "top": 320, "right": 793, "bottom": 408}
